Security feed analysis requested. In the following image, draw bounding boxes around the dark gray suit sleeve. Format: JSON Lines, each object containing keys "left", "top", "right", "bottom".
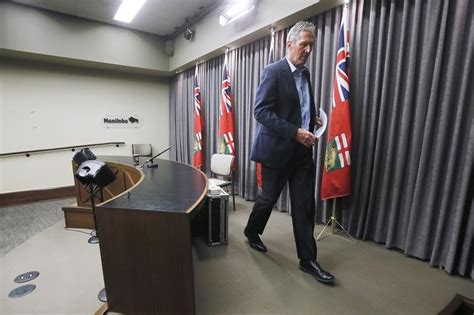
{"left": 254, "top": 66, "right": 299, "bottom": 140}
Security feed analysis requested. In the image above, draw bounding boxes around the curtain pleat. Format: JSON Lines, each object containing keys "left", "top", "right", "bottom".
{"left": 169, "top": 0, "right": 473, "bottom": 278}
{"left": 343, "top": 0, "right": 473, "bottom": 278}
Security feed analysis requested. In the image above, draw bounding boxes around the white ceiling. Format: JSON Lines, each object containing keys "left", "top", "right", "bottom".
{"left": 13, "top": 0, "right": 221, "bottom": 37}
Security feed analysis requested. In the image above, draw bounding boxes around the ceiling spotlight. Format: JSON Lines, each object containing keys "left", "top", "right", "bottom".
{"left": 184, "top": 24, "right": 195, "bottom": 40}
{"left": 219, "top": 0, "right": 255, "bottom": 26}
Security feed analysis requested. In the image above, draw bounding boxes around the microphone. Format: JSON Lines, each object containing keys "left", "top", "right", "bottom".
{"left": 140, "top": 147, "right": 171, "bottom": 169}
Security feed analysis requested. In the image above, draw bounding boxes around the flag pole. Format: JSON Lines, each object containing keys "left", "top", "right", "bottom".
{"left": 318, "top": 3, "right": 354, "bottom": 243}
{"left": 317, "top": 197, "right": 356, "bottom": 242}
{"left": 225, "top": 47, "right": 230, "bottom": 62}
{"left": 332, "top": 197, "right": 336, "bottom": 234}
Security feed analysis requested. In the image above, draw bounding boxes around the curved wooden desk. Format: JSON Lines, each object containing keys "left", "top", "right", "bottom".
{"left": 67, "top": 156, "right": 208, "bottom": 314}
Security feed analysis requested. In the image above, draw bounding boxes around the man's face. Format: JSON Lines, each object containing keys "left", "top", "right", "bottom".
{"left": 287, "top": 31, "right": 315, "bottom": 66}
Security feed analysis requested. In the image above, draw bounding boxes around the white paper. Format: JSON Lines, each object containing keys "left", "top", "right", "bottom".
{"left": 314, "top": 107, "right": 328, "bottom": 138}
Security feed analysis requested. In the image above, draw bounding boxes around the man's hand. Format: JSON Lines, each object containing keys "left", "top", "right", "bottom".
{"left": 295, "top": 128, "right": 317, "bottom": 147}
{"left": 315, "top": 116, "right": 323, "bottom": 128}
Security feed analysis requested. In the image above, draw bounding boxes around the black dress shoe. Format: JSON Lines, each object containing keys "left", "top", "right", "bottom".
{"left": 299, "top": 260, "right": 335, "bottom": 284}
{"left": 244, "top": 230, "right": 267, "bottom": 252}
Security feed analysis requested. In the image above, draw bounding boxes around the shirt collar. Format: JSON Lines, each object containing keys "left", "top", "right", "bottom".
{"left": 285, "top": 57, "right": 308, "bottom": 75}
{"left": 285, "top": 57, "right": 298, "bottom": 73}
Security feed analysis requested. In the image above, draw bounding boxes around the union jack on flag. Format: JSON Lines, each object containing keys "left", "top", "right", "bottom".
{"left": 220, "top": 65, "right": 233, "bottom": 116}
{"left": 321, "top": 5, "right": 352, "bottom": 200}
{"left": 332, "top": 11, "right": 350, "bottom": 107}
{"left": 218, "top": 55, "right": 236, "bottom": 161}
{"left": 194, "top": 83, "right": 202, "bottom": 117}
{"left": 193, "top": 66, "right": 204, "bottom": 168}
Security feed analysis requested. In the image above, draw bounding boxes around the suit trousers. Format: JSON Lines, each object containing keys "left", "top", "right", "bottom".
{"left": 245, "top": 143, "right": 317, "bottom": 261}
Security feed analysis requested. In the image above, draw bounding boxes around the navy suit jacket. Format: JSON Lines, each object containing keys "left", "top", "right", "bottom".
{"left": 251, "top": 58, "right": 317, "bottom": 168}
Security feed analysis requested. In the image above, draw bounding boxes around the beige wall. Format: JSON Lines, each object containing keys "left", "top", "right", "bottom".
{"left": 171, "top": 0, "right": 317, "bottom": 70}
{"left": 170, "top": 0, "right": 346, "bottom": 71}
{"left": 0, "top": 59, "right": 169, "bottom": 193}
{"left": 0, "top": 2, "right": 169, "bottom": 74}
{"left": 0, "top": 1, "right": 344, "bottom": 73}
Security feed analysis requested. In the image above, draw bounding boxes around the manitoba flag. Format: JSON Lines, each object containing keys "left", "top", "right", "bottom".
{"left": 193, "top": 66, "right": 204, "bottom": 168}
{"left": 218, "top": 56, "right": 236, "bottom": 160}
{"left": 321, "top": 6, "right": 352, "bottom": 200}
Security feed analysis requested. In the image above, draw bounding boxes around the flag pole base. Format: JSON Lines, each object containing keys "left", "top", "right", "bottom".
{"left": 316, "top": 216, "right": 356, "bottom": 242}
{"left": 316, "top": 198, "right": 356, "bottom": 243}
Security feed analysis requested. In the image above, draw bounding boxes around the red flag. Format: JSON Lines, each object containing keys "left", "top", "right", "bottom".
{"left": 218, "top": 56, "right": 236, "bottom": 161}
{"left": 321, "top": 6, "right": 352, "bottom": 200}
{"left": 193, "top": 66, "right": 204, "bottom": 168}
{"left": 256, "top": 32, "right": 275, "bottom": 189}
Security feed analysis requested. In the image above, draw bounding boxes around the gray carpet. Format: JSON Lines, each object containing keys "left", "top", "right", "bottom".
{"left": 193, "top": 198, "right": 474, "bottom": 315}
{"left": 1, "top": 197, "right": 472, "bottom": 314}
{"left": 0, "top": 198, "right": 75, "bottom": 257}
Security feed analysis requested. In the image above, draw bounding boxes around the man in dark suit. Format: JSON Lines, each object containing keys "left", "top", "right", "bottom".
{"left": 244, "top": 21, "right": 335, "bottom": 284}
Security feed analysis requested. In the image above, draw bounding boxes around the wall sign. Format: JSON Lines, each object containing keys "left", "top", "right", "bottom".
{"left": 103, "top": 114, "right": 143, "bottom": 128}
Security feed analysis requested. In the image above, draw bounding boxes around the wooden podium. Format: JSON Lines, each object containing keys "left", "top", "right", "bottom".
{"left": 65, "top": 156, "right": 208, "bottom": 314}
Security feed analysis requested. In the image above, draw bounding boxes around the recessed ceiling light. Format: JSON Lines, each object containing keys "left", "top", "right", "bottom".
{"left": 114, "top": 0, "right": 146, "bottom": 24}
{"left": 219, "top": 0, "right": 255, "bottom": 26}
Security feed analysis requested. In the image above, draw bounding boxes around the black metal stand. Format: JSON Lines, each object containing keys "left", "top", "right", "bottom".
{"left": 84, "top": 183, "right": 107, "bottom": 302}
{"left": 74, "top": 157, "right": 117, "bottom": 304}
{"left": 85, "top": 183, "right": 103, "bottom": 244}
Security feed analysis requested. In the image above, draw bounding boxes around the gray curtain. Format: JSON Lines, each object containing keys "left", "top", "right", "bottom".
{"left": 170, "top": 36, "right": 283, "bottom": 205}
{"left": 170, "top": 0, "right": 473, "bottom": 278}
{"left": 340, "top": 0, "right": 473, "bottom": 278}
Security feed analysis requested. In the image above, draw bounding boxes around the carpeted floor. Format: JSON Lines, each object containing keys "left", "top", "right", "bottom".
{"left": 1, "top": 197, "right": 473, "bottom": 314}
{"left": 0, "top": 198, "right": 75, "bottom": 257}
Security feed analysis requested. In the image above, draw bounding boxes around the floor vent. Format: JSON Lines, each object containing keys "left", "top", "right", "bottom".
{"left": 8, "top": 284, "right": 36, "bottom": 298}
{"left": 14, "top": 271, "right": 39, "bottom": 283}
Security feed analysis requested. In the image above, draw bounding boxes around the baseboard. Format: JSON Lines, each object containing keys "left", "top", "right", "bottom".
{"left": 0, "top": 186, "right": 76, "bottom": 207}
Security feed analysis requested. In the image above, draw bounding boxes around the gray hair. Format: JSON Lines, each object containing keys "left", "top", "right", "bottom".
{"left": 286, "top": 21, "right": 315, "bottom": 42}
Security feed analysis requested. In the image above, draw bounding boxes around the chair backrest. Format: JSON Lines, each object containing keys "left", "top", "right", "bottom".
{"left": 132, "top": 144, "right": 152, "bottom": 157}
{"left": 210, "top": 154, "right": 235, "bottom": 176}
